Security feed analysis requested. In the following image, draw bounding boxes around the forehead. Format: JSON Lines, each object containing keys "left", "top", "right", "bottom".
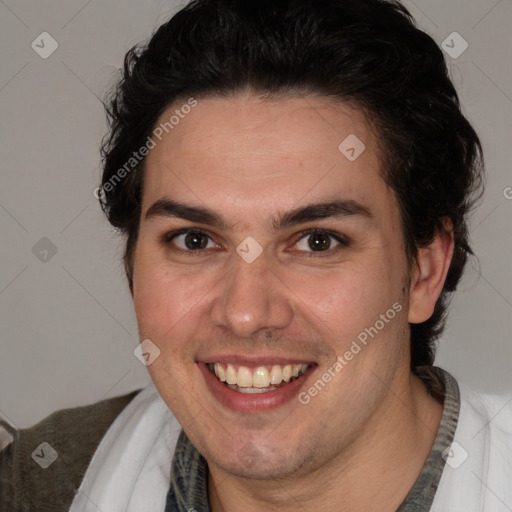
{"left": 141, "top": 93, "right": 391, "bottom": 225}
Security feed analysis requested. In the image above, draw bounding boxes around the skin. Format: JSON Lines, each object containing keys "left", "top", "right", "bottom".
{"left": 130, "top": 92, "right": 454, "bottom": 511}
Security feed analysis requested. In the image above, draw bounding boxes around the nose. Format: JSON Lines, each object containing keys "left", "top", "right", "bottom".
{"left": 210, "top": 251, "right": 294, "bottom": 339}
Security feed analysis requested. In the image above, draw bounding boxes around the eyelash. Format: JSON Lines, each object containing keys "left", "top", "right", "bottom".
{"left": 160, "top": 228, "right": 349, "bottom": 258}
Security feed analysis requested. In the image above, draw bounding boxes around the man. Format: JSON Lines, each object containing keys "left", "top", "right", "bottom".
{"left": 2, "top": 0, "right": 511, "bottom": 511}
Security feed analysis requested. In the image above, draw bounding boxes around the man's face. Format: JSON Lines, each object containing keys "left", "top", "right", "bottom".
{"left": 132, "top": 93, "right": 413, "bottom": 479}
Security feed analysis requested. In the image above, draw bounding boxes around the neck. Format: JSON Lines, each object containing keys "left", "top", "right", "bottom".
{"left": 208, "top": 367, "right": 444, "bottom": 512}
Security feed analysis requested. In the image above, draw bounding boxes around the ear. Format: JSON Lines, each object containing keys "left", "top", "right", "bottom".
{"left": 408, "top": 218, "right": 455, "bottom": 324}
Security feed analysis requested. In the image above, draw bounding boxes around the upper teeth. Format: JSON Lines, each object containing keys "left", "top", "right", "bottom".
{"left": 210, "top": 363, "right": 309, "bottom": 388}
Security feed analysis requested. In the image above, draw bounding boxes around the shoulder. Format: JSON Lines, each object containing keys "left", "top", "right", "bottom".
{"left": 432, "top": 379, "right": 512, "bottom": 509}
{"left": 458, "top": 381, "right": 512, "bottom": 438}
{"left": 433, "top": 366, "right": 512, "bottom": 439}
{"left": 1, "top": 388, "right": 143, "bottom": 512}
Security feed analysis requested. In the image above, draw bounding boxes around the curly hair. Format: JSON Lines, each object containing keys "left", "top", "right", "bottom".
{"left": 99, "top": 0, "right": 485, "bottom": 375}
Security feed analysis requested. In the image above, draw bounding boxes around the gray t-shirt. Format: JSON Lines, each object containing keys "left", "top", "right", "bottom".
{"left": 164, "top": 365, "right": 460, "bottom": 512}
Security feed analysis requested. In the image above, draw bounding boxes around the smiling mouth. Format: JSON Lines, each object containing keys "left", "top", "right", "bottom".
{"left": 207, "top": 362, "right": 312, "bottom": 394}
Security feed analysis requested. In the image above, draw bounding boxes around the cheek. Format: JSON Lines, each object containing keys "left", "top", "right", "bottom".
{"left": 303, "top": 259, "right": 404, "bottom": 348}
{"left": 132, "top": 259, "right": 209, "bottom": 344}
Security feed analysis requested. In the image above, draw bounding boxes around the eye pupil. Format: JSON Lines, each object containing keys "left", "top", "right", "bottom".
{"left": 308, "top": 233, "right": 331, "bottom": 251}
{"left": 185, "top": 231, "right": 208, "bottom": 250}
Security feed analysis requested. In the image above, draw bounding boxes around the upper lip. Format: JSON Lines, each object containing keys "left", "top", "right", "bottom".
{"left": 198, "top": 355, "right": 316, "bottom": 366}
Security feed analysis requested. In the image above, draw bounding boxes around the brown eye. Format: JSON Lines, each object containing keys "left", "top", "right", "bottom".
{"left": 303, "top": 232, "right": 333, "bottom": 251}
{"left": 163, "top": 229, "right": 217, "bottom": 253}
{"left": 293, "top": 229, "right": 348, "bottom": 256}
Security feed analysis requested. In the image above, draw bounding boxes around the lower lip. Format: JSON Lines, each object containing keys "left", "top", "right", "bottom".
{"left": 198, "top": 362, "right": 316, "bottom": 413}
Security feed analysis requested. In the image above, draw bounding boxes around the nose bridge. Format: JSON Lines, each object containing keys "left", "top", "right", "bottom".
{"left": 211, "top": 251, "right": 293, "bottom": 337}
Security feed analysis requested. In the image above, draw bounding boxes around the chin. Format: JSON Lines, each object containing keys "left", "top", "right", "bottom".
{"left": 218, "top": 457, "right": 299, "bottom": 481}
{"left": 207, "top": 440, "right": 312, "bottom": 481}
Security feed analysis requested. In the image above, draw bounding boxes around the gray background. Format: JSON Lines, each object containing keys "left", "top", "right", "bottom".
{"left": 0, "top": 0, "right": 511, "bottom": 429}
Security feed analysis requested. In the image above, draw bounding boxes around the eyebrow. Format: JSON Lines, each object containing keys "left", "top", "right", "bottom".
{"left": 144, "top": 197, "right": 374, "bottom": 232}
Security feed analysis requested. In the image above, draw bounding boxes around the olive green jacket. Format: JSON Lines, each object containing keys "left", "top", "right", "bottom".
{"left": 0, "top": 389, "right": 141, "bottom": 512}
